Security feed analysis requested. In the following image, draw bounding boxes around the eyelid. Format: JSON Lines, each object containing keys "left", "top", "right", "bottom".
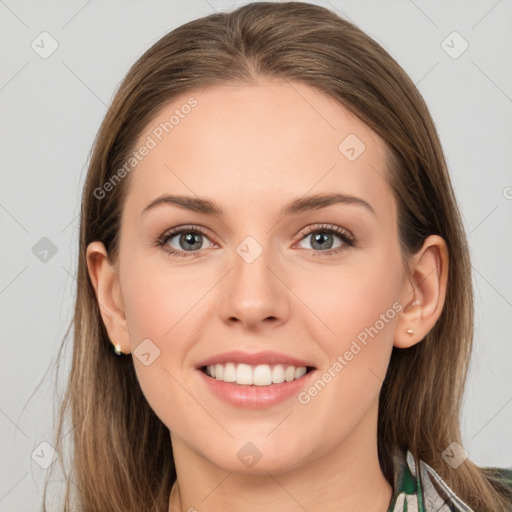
{"left": 155, "top": 224, "right": 217, "bottom": 255}
{"left": 293, "top": 223, "right": 356, "bottom": 253}
{"left": 296, "top": 223, "right": 354, "bottom": 241}
{"left": 159, "top": 224, "right": 213, "bottom": 239}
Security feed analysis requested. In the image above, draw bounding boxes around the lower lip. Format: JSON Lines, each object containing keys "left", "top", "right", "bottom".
{"left": 196, "top": 368, "right": 316, "bottom": 409}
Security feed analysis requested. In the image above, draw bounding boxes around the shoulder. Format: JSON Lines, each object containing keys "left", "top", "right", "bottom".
{"left": 387, "top": 447, "right": 474, "bottom": 511}
{"left": 388, "top": 448, "right": 512, "bottom": 512}
{"left": 482, "top": 466, "right": 512, "bottom": 492}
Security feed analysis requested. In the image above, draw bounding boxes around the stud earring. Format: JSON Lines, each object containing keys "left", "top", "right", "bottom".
{"left": 112, "top": 342, "right": 123, "bottom": 356}
{"left": 406, "top": 329, "right": 414, "bottom": 335}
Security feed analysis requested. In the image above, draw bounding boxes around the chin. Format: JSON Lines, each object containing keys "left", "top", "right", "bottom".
{"left": 203, "top": 438, "right": 312, "bottom": 476}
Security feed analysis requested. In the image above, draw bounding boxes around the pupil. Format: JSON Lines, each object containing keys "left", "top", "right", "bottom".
{"left": 312, "top": 232, "right": 332, "bottom": 250}
{"left": 181, "top": 233, "right": 201, "bottom": 250}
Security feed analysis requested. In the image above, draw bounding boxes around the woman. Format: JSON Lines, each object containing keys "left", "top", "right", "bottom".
{"left": 42, "top": 2, "right": 512, "bottom": 511}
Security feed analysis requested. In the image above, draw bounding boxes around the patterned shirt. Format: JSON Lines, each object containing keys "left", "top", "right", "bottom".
{"left": 388, "top": 447, "right": 512, "bottom": 511}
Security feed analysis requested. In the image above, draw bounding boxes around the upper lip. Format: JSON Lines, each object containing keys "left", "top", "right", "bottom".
{"left": 196, "top": 350, "right": 316, "bottom": 369}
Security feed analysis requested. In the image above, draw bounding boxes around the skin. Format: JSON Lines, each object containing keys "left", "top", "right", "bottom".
{"left": 86, "top": 79, "right": 448, "bottom": 512}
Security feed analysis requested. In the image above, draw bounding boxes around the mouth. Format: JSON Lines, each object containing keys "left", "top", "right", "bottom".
{"left": 199, "top": 363, "right": 316, "bottom": 386}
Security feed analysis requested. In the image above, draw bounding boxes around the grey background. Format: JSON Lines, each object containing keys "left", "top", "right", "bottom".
{"left": 1, "top": 0, "right": 511, "bottom": 509}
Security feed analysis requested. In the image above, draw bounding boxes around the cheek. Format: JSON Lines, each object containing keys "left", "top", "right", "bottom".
{"left": 123, "top": 278, "right": 177, "bottom": 345}
{"left": 120, "top": 257, "right": 210, "bottom": 429}
{"left": 291, "top": 255, "right": 401, "bottom": 438}
{"left": 299, "top": 249, "right": 402, "bottom": 345}
{"left": 294, "top": 247, "right": 403, "bottom": 411}
{"left": 120, "top": 252, "right": 208, "bottom": 351}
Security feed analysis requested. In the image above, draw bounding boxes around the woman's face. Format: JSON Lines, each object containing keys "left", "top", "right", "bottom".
{"left": 107, "top": 80, "right": 411, "bottom": 474}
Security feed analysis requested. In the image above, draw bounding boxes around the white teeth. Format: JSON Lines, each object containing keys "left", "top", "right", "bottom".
{"left": 204, "top": 363, "right": 310, "bottom": 386}
{"left": 294, "top": 366, "right": 307, "bottom": 379}
{"left": 253, "top": 365, "right": 272, "bottom": 386}
{"left": 271, "top": 365, "right": 285, "bottom": 384}
{"left": 284, "top": 365, "right": 295, "bottom": 382}
{"left": 236, "top": 363, "right": 253, "bottom": 385}
{"left": 223, "top": 362, "right": 237, "bottom": 382}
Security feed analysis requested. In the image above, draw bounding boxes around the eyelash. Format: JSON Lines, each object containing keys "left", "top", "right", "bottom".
{"left": 154, "top": 223, "right": 356, "bottom": 258}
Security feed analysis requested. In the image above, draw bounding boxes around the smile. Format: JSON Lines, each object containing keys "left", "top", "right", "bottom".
{"left": 201, "top": 362, "right": 314, "bottom": 386}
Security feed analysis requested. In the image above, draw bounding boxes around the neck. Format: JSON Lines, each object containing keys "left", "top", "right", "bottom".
{"left": 168, "top": 401, "right": 392, "bottom": 512}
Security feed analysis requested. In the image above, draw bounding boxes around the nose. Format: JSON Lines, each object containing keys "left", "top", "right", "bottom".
{"left": 218, "top": 241, "right": 290, "bottom": 331}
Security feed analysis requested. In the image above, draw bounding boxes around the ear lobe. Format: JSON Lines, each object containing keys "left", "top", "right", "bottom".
{"left": 394, "top": 235, "right": 449, "bottom": 349}
{"left": 86, "top": 241, "right": 130, "bottom": 353}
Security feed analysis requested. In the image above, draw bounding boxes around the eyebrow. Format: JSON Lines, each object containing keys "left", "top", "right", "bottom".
{"left": 141, "top": 192, "right": 375, "bottom": 218}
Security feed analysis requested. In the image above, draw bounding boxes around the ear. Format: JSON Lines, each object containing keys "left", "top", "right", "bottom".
{"left": 86, "top": 241, "right": 131, "bottom": 354}
{"left": 394, "top": 234, "right": 449, "bottom": 349}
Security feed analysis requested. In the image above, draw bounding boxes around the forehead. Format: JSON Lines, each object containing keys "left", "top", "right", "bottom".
{"left": 122, "top": 80, "right": 393, "bottom": 223}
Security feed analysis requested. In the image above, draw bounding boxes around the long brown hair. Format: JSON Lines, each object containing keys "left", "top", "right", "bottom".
{"left": 40, "top": 2, "right": 511, "bottom": 510}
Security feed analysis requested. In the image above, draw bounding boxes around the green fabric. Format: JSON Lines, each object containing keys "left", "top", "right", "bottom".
{"left": 387, "top": 448, "right": 512, "bottom": 511}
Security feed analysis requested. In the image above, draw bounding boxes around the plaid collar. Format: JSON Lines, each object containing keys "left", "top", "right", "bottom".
{"left": 388, "top": 447, "right": 474, "bottom": 511}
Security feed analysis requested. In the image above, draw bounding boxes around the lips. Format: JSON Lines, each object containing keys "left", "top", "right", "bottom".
{"left": 196, "top": 359, "right": 318, "bottom": 408}
{"left": 195, "top": 350, "right": 316, "bottom": 369}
